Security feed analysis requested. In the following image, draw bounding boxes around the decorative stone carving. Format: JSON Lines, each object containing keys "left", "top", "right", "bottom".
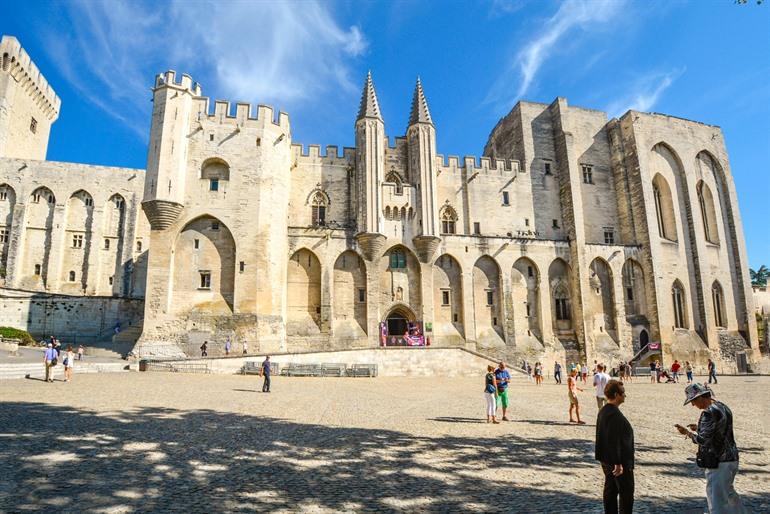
{"left": 141, "top": 200, "right": 184, "bottom": 231}
{"left": 412, "top": 235, "right": 441, "bottom": 263}
{"left": 355, "top": 232, "right": 386, "bottom": 261}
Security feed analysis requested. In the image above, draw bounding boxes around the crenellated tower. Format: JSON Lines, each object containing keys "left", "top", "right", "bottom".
{"left": 407, "top": 78, "right": 441, "bottom": 263}
{"left": 141, "top": 71, "right": 201, "bottom": 230}
{"left": 354, "top": 72, "right": 387, "bottom": 260}
{"left": 0, "top": 36, "right": 60, "bottom": 160}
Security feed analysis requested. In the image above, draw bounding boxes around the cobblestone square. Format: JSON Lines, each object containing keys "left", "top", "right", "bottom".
{"left": 1, "top": 372, "right": 768, "bottom": 513}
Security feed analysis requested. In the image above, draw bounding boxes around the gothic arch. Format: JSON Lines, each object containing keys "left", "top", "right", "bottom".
{"left": 200, "top": 157, "right": 230, "bottom": 181}
{"left": 621, "top": 258, "right": 647, "bottom": 318}
{"left": 21, "top": 186, "right": 56, "bottom": 288}
{"left": 101, "top": 194, "right": 127, "bottom": 295}
{"left": 433, "top": 253, "right": 464, "bottom": 343}
{"left": 512, "top": 257, "right": 541, "bottom": 339}
{"left": 652, "top": 173, "right": 677, "bottom": 241}
{"left": 696, "top": 180, "right": 719, "bottom": 244}
{"left": 61, "top": 189, "right": 95, "bottom": 292}
{"left": 385, "top": 170, "right": 404, "bottom": 194}
{"left": 439, "top": 205, "right": 458, "bottom": 235}
{"left": 588, "top": 257, "right": 618, "bottom": 341}
{"left": 380, "top": 245, "right": 421, "bottom": 315}
{"left": 712, "top": 280, "right": 726, "bottom": 329}
{"left": 473, "top": 255, "right": 505, "bottom": 347}
{"left": 672, "top": 279, "right": 688, "bottom": 329}
{"left": 548, "top": 258, "right": 573, "bottom": 333}
{"left": 287, "top": 248, "right": 322, "bottom": 335}
{"left": 0, "top": 184, "right": 16, "bottom": 269}
{"left": 170, "top": 215, "right": 235, "bottom": 315}
{"left": 333, "top": 250, "right": 367, "bottom": 338}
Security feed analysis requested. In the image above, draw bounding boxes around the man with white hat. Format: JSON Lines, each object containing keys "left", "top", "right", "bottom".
{"left": 43, "top": 343, "right": 58, "bottom": 383}
{"left": 676, "top": 383, "right": 744, "bottom": 513}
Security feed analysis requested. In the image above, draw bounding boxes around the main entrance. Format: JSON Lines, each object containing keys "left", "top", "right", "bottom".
{"left": 380, "top": 305, "right": 425, "bottom": 346}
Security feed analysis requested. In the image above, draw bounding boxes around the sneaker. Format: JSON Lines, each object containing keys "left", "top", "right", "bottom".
{"left": 492, "top": 420, "right": 500, "bottom": 424}
{"left": 502, "top": 416, "right": 510, "bottom": 421}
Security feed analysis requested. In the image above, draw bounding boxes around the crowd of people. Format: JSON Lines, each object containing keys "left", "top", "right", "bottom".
{"left": 483, "top": 360, "right": 745, "bottom": 513}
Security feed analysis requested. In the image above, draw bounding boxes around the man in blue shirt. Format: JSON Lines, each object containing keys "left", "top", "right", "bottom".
{"left": 43, "top": 343, "right": 58, "bottom": 383}
{"left": 494, "top": 362, "right": 512, "bottom": 421}
{"left": 260, "top": 355, "right": 271, "bottom": 393}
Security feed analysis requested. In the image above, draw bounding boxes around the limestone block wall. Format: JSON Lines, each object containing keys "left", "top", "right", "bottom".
{"left": 0, "top": 158, "right": 148, "bottom": 298}
{"left": 149, "top": 347, "right": 501, "bottom": 377}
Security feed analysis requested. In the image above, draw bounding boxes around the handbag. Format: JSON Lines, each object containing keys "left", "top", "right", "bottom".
{"left": 51, "top": 357, "right": 58, "bottom": 366}
{"left": 696, "top": 446, "right": 719, "bottom": 469}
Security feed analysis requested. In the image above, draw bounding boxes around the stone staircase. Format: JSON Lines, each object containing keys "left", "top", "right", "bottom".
{"left": 0, "top": 361, "right": 129, "bottom": 380}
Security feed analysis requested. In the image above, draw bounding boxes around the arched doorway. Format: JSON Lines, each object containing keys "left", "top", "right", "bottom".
{"left": 381, "top": 304, "right": 422, "bottom": 346}
{"left": 639, "top": 329, "right": 649, "bottom": 348}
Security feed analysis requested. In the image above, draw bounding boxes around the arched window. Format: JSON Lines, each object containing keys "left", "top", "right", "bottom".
{"left": 389, "top": 249, "right": 406, "bottom": 269}
{"left": 440, "top": 206, "right": 457, "bottom": 235}
{"left": 385, "top": 171, "right": 404, "bottom": 195}
{"left": 697, "top": 181, "right": 719, "bottom": 244}
{"left": 201, "top": 158, "right": 230, "bottom": 192}
{"left": 672, "top": 281, "right": 687, "bottom": 329}
{"left": 68, "top": 270, "right": 76, "bottom": 282}
{"left": 553, "top": 284, "right": 571, "bottom": 321}
{"left": 385, "top": 206, "right": 392, "bottom": 220}
{"left": 311, "top": 191, "right": 327, "bottom": 226}
{"left": 712, "top": 281, "right": 726, "bottom": 328}
{"left": 652, "top": 174, "right": 677, "bottom": 242}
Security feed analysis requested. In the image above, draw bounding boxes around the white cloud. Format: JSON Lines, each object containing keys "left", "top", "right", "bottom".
{"left": 605, "top": 68, "right": 685, "bottom": 118}
{"left": 44, "top": 0, "right": 366, "bottom": 140}
{"left": 485, "top": 0, "right": 625, "bottom": 106}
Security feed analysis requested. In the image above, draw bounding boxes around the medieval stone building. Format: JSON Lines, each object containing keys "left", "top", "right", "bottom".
{"left": 0, "top": 35, "right": 762, "bottom": 370}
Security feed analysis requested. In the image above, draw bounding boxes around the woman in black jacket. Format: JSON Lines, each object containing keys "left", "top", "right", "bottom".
{"left": 595, "top": 380, "right": 634, "bottom": 513}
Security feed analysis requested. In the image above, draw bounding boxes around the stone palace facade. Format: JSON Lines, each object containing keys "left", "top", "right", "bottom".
{"left": 0, "top": 35, "right": 762, "bottom": 369}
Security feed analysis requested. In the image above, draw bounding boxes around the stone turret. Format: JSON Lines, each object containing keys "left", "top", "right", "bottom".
{"left": 407, "top": 78, "right": 440, "bottom": 263}
{"left": 354, "top": 72, "right": 387, "bottom": 260}
{"left": 141, "top": 71, "right": 200, "bottom": 230}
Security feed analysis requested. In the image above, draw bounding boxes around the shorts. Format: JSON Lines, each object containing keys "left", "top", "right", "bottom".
{"left": 496, "top": 389, "right": 509, "bottom": 408}
{"left": 651, "top": 370, "right": 657, "bottom": 377}
{"left": 569, "top": 392, "right": 578, "bottom": 405}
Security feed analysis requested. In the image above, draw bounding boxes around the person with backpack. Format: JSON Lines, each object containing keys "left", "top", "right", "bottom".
{"left": 676, "top": 384, "right": 745, "bottom": 513}
{"left": 200, "top": 341, "right": 208, "bottom": 357}
{"left": 483, "top": 365, "right": 499, "bottom": 424}
{"left": 43, "top": 343, "right": 58, "bottom": 383}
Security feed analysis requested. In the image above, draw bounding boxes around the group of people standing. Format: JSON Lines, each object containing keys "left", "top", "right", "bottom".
{"left": 42, "top": 337, "right": 83, "bottom": 383}
{"left": 484, "top": 360, "right": 745, "bottom": 513}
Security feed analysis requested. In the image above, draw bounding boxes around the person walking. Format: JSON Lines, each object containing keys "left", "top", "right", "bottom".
{"left": 534, "top": 362, "right": 543, "bottom": 385}
{"left": 484, "top": 365, "right": 499, "bottom": 424}
{"left": 676, "top": 384, "right": 744, "bottom": 513}
{"left": 64, "top": 345, "right": 75, "bottom": 382}
{"left": 581, "top": 363, "right": 588, "bottom": 384}
{"left": 671, "top": 359, "right": 681, "bottom": 383}
{"left": 260, "top": 355, "right": 271, "bottom": 392}
{"left": 494, "top": 362, "right": 512, "bottom": 420}
{"left": 224, "top": 338, "right": 231, "bottom": 356}
{"left": 649, "top": 360, "right": 657, "bottom": 384}
{"left": 655, "top": 360, "right": 662, "bottom": 383}
{"left": 200, "top": 341, "right": 208, "bottom": 357}
{"left": 568, "top": 369, "right": 585, "bottom": 424}
{"left": 242, "top": 341, "right": 248, "bottom": 355}
{"left": 43, "top": 343, "right": 58, "bottom": 383}
{"left": 554, "top": 361, "right": 562, "bottom": 384}
{"left": 685, "top": 361, "right": 694, "bottom": 384}
{"left": 595, "top": 380, "right": 635, "bottom": 513}
{"left": 593, "top": 364, "right": 611, "bottom": 410}
{"left": 707, "top": 359, "right": 718, "bottom": 384}
{"left": 77, "top": 345, "right": 84, "bottom": 361}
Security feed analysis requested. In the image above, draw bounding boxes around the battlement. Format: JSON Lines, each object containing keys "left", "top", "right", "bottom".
{"left": 1, "top": 35, "right": 60, "bottom": 120}
{"left": 436, "top": 154, "right": 519, "bottom": 176}
{"left": 291, "top": 143, "right": 355, "bottom": 166}
{"left": 155, "top": 70, "right": 290, "bottom": 131}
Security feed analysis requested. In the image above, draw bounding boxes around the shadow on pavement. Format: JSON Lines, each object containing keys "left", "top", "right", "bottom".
{"left": 0, "top": 402, "right": 767, "bottom": 512}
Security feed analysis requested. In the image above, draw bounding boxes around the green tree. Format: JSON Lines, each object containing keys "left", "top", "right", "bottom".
{"left": 750, "top": 265, "right": 769, "bottom": 287}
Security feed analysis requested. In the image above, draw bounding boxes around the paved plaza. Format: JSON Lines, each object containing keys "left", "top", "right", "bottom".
{"left": 1, "top": 372, "right": 768, "bottom": 513}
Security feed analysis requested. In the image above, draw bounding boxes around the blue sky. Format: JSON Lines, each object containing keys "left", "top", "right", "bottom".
{"left": 3, "top": 0, "right": 769, "bottom": 266}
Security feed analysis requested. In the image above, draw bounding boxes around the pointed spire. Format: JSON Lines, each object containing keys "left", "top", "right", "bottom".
{"left": 357, "top": 71, "right": 383, "bottom": 121}
{"left": 408, "top": 77, "right": 433, "bottom": 126}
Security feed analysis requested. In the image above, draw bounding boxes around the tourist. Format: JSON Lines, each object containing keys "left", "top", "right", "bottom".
{"left": 200, "top": 341, "right": 208, "bottom": 357}
{"left": 534, "top": 362, "right": 543, "bottom": 385}
{"left": 77, "top": 345, "right": 84, "bottom": 361}
{"left": 707, "top": 359, "right": 718, "bottom": 384}
{"left": 593, "top": 364, "right": 611, "bottom": 410}
{"left": 526, "top": 361, "right": 533, "bottom": 382}
{"left": 494, "top": 362, "right": 512, "bottom": 420}
{"left": 484, "top": 364, "right": 499, "bottom": 424}
{"left": 243, "top": 341, "right": 248, "bottom": 355}
{"left": 567, "top": 369, "right": 585, "bottom": 424}
{"left": 671, "top": 359, "right": 681, "bottom": 383}
{"left": 64, "top": 345, "right": 75, "bottom": 382}
{"left": 595, "top": 380, "right": 635, "bottom": 513}
{"left": 554, "top": 361, "right": 562, "bottom": 384}
{"left": 676, "top": 384, "right": 744, "bottom": 513}
{"left": 593, "top": 359, "right": 598, "bottom": 375}
{"left": 655, "top": 360, "right": 662, "bottom": 383}
{"left": 225, "top": 338, "right": 231, "bottom": 356}
{"left": 625, "top": 362, "right": 633, "bottom": 383}
{"left": 581, "top": 363, "right": 588, "bottom": 384}
{"left": 260, "top": 355, "right": 271, "bottom": 392}
{"left": 685, "top": 361, "right": 694, "bottom": 384}
{"left": 43, "top": 343, "right": 58, "bottom": 383}
{"left": 649, "top": 360, "right": 657, "bottom": 384}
